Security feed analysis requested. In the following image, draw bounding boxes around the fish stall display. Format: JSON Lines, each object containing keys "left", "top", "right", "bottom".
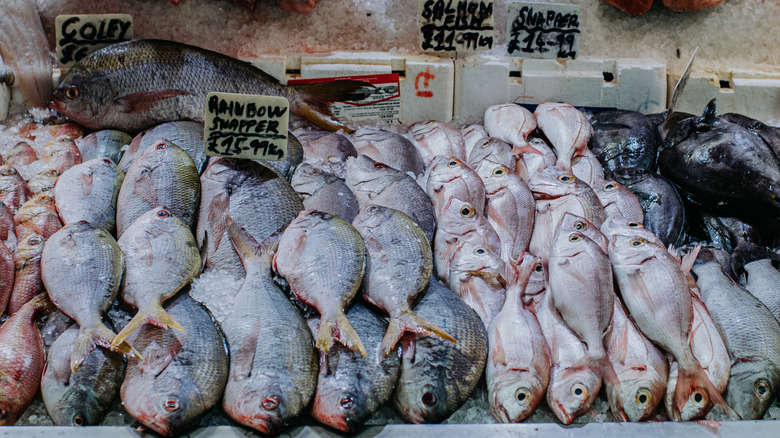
{"left": 0, "top": 8, "right": 779, "bottom": 435}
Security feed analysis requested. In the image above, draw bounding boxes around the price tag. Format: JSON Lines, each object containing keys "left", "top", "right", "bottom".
{"left": 55, "top": 14, "right": 133, "bottom": 66}
{"left": 203, "top": 92, "right": 289, "bottom": 161}
{"left": 289, "top": 74, "right": 401, "bottom": 124}
{"left": 418, "top": 0, "right": 494, "bottom": 52}
{"left": 506, "top": 2, "right": 580, "bottom": 59}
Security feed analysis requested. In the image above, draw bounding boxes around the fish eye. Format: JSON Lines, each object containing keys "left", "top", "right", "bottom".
{"left": 459, "top": 206, "right": 475, "bottom": 218}
{"left": 481, "top": 139, "right": 491, "bottom": 148}
{"left": 64, "top": 86, "right": 79, "bottom": 100}
{"left": 568, "top": 233, "right": 581, "bottom": 242}
{"left": 422, "top": 392, "right": 437, "bottom": 406}
{"left": 45, "top": 169, "right": 61, "bottom": 177}
{"left": 262, "top": 396, "right": 279, "bottom": 410}
{"left": 558, "top": 173, "right": 573, "bottom": 183}
{"left": 155, "top": 141, "right": 168, "bottom": 150}
{"left": 515, "top": 387, "right": 531, "bottom": 405}
{"left": 72, "top": 414, "right": 86, "bottom": 426}
{"left": 29, "top": 236, "right": 43, "bottom": 245}
{"left": 367, "top": 205, "right": 379, "bottom": 213}
{"left": 373, "top": 162, "right": 386, "bottom": 169}
{"left": 0, "top": 403, "right": 7, "bottom": 419}
{"left": 635, "top": 388, "right": 652, "bottom": 407}
{"left": 692, "top": 391, "right": 707, "bottom": 407}
{"left": 424, "top": 120, "right": 435, "bottom": 125}
{"left": 0, "top": 167, "right": 17, "bottom": 176}
{"left": 38, "top": 195, "right": 54, "bottom": 204}
{"left": 571, "top": 383, "right": 587, "bottom": 399}
{"left": 474, "top": 247, "right": 486, "bottom": 255}
{"left": 156, "top": 209, "right": 170, "bottom": 218}
{"left": 630, "top": 238, "right": 645, "bottom": 247}
{"left": 447, "top": 160, "right": 459, "bottom": 168}
{"left": 574, "top": 221, "right": 586, "bottom": 231}
{"left": 628, "top": 222, "right": 640, "bottom": 228}
{"left": 101, "top": 158, "right": 114, "bottom": 165}
{"left": 534, "top": 263, "right": 543, "bottom": 273}
{"left": 163, "top": 397, "right": 180, "bottom": 412}
{"left": 755, "top": 379, "right": 770, "bottom": 398}
{"left": 340, "top": 396, "right": 354, "bottom": 410}
{"left": 604, "top": 183, "right": 616, "bottom": 191}
{"left": 492, "top": 167, "right": 507, "bottom": 177}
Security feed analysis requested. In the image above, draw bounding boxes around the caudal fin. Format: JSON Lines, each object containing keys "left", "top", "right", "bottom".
{"left": 225, "top": 215, "right": 280, "bottom": 269}
{"left": 111, "top": 304, "right": 184, "bottom": 349}
{"left": 317, "top": 309, "right": 366, "bottom": 357}
{"left": 73, "top": 323, "right": 140, "bottom": 372}
{"left": 566, "top": 350, "right": 621, "bottom": 390}
{"left": 293, "top": 81, "right": 376, "bottom": 133}
{"left": 673, "top": 364, "right": 738, "bottom": 421}
{"left": 378, "top": 311, "right": 457, "bottom": 359}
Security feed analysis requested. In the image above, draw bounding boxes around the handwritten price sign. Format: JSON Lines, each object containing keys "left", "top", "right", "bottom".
{"left": 419, "top": 0, "right": 494, "bottom": 52}
{"left": 506, "top": 2, "right": 581, "bottom": 59}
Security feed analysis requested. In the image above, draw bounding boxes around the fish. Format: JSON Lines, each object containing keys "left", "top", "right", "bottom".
{"left": 609, "top": 234, "right": 732, "bottom": 421}
{"left": 40, "top": 137, "right": 82, "bottom": 174}
{"left": 41, "top": 325, "right": 126, "bottom": 426}
{"left": 197, "top": 157, "right": 302, "bottom": 278}
{"left": 121, "top": 293, "right": 229, "bottom": 437}
{"left": 483, "top": 103, "right": 537, "bottom": 149}
{"left": 461, "top": 124, "right": 488, "bottom": 159}
{"left": 0, "top": 295, "right": 52, "bottom": 425}
{"left": 27, "top": 169, "right": 60, "bottom": 197}
{"left": 486, "top": 254, "right": 550, "bottom": 423}
{"left": 274, "top": 210, "right": 367, "bottom": 356}
{"left": 692, "top": 253, "right": 780, "bottom": 420}
{"left": 571, "top": 148, "right": 605, "bottom": 188}
{"left": 352, "top": 205, "right": 454, "bottom": 358}
{"left": 351, "top": 127, "right": 425, "bottom": 176}
{"left": 54, "top": 158, "right": 124, "bottom": 231}
{"left": 345, "top": 154, "right": 436, "bottom": 242}
{"left": 697, "top": 213, "right": 770, "bottom": 254}
{"left": 593, "top": 179, "right": 644, "bottom": 223}
{"left": 559, "top": 213, "right": 608, "bottom": 253}
{"left": 221, "top": 218, "right": 317, "bottom": 435}
{"left": 743, "top": 258, "right": 780, "bottom": 322}
{"left": 425, "top": 157, "right": 485, "bottom": 218}
{"left": 3, "top": 142, "right": 37, "bottom": 166}
{"left": 600, "top": 215, "right": 661, "bottom": 247}
{"left": 0, "top": 165, "right": 31, "bottom": 212}
{"left": 7, "top": 233, "right": 45, "bottom": 315}
{"left": 293, "top": 128, "right": 357, "bottom": 179}
{"left": 76, "top": 130, "right": 131, "bottom": 164}
{"left": 392, "top": 279, "right": 487, "bottom": 423}
{"left": 112, "top": 207, "right": 202, "bottom": 349}
{"left": 408, "top": 120, "right": 467, "bottom": 165}
{"left": 13, "top": 194, "right": 61, "bottom": 240}
{"left": 309, "top": 303, "right": 401, "bottom": 432}
{"left": 41, "top": 222, "right": 135, "bottom": 371}
{"left": 290, "top": 162, "right": 359, "bottom": 223}
{"left": 50, "top": 123, "right": 85, "bottom": 141}
{"left": 448, "top": 235, "right": 507, "bottom": 327}
{"left": 117, "top": 121, "right": 209, "bottom": 174}
{"left": 0, "top": 241, "right": 12, "bottom": 314}
{"left": 605, "top": 297, "right": 668, "bottom": 422}
{"left": 589, "top": 110, "right": 660, "bottom": 174}
{"left": 52, "top": 39, "right": 370, "bottom": 133}
{"left": 516, "top": 137, "right": 556, "bottom": 182}
{"left": 468, "top": 137, "right": 515, "bottom": 171}
{"left": 477, "top": 162, "right": 535, "bottom": 262}
{"left": 534, "top": 102, "right": 593, "bottom": 171}
{"left": 116, "top": 138, "right": 200, "bottom": 237}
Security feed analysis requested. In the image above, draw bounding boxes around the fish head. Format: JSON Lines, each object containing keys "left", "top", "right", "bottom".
{"left": 47, "top": 388, "right": 100, "bottom": 427}
{"left": 392, "top": 377, "right": 450, "bottom": 424}
{"left": 425, "top": 157, "right": 479, "bottom": 197}
{"left": 0, "top": 165, "right": 22, "bottom": 183}
{"left": 724, "top": 363, "right": 777, "bottom": 420}
{"left": 122, "top": 386, "right": 196, "bottom": 437}
{"left": 476, "top": 162, "right": 512, "bottom": 195}
{"left": 345, "top": 155, "right": 395, "bottom": 193}
{"left": 607, "top": 377, "right": 663, "bottom": 422}
{"left": 608, "top": 233, "right": 663, "bottom": 266}
{"left": 52, "top": 66, "right": 113, "bottom": 129}
{"left": 15, "top": 233, "right": 45, "bottom": 259}
{"left": 290, "top": 162, "right": 328, "bottom": 196}
{"left": 352, "top": 204, "right": 393, "bottom": 232}
{"left": 594, "top": 180, "right": 621, "bottom": 208}
{"left": 223, "top": 382, "right": 290, "bottom": 434}
{"left": 450, "top": 239, "right": 505, "bottom": 275}
{"left": 311, "top": 383, "right": 369, "bottom": 433}
{"left": 489, "top": 370, "right": 546, "bottom": 422}
{"left": 528, "top": 166, "right": 581, "bottom": 200}
{"left": 547, "top": 367, "right": 600, "bottom": 424}
{"left": 437, "top": 197, "right": 480, "bottom": 236}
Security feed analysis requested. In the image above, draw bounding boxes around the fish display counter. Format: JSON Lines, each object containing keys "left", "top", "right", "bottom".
{"left": 0, "top": 0, "right": 779, "bottom": 437}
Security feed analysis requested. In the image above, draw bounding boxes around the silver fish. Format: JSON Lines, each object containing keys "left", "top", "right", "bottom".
{"left": 76, "top": 129, "right": 131, "bottom": 164}
{"left": 117, "top": 121, "right": 209, "bottom": 174}
{"left": 426, "top": 157, "right": 485, "bottom": 218}
{"left": 468, "top": 137, "right": 515, "bottom": 171}
{"left": 352, "top": 127, "right": 425, "bottom": 175}
{"left": 408, "top": 120, "right": 467, "bottom": 165}
{"left": 54, "top": 158, "right": 124, "bottom": 231}
{"left": 461, "top": 124, "right": 488, "bottom": 159}
{"left": 483, "top": 103, "right": 537, "bottom": 148}
{"left": 534, "top": 102, "right": 592, "bottom": 171}
{"left": 594, "top": 179, "right": 644, "bottom": 224}
{"left": 291, "top": 162, "right": 359, "bottom": 223}
{"left": 448, "top": 238, "right": 506, "bottom": 327}
{"left": 743, "top": 259, "right": 780, "bottom": 323}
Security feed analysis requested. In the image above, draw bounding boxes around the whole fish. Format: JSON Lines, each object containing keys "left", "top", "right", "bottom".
{"left": 293, "top": 128, "right": 356, "bottom": 178}
{"left": 4, "top": 141, "right": 37, "bottom": 166}
{"left": 486, "top": 255, "right": 550, "bottom": 423}
{"left": 594, "top": 179, "right": 644, "bottom": 223}
{"left": 0, "top": 165, "right": 31, "bottom": 212}
{"left": 117, "top": 121, "right": 209, "bottom": 174}
{"left": 41, "top": 325, "right": 126, "bottom": 426}
{"left": 52, "top": 39, "right": 371, "bottom": 133}
{"left": 426, "top": 157, "right": 485, "bottom": 218}
{"left": 13, "top": 194, "right": 61, "bottom": 240}
{"left": 559, "top": 213, "right": 608, "bottom": 253}
{"left": 534, "top": 103, "right": 592, "bottom": 171}
{"left": 221, "top": 219, "right": 317, "bottom": 435}
{"left": 40, "top": 136, "right": 82, "bottom": 174}
{"left": 116, "top": 139, "right": 200, "bottom": 237}
{"left": 516, "top": 137, "right": 556, "bottom": 182}
{"left": 571, "top": 148, "right": 605, "bottom": 188}
{"left": 274, "top": 210, "right": 367, "bottom": 356}
{"left": 197, "top": 158, "right": 302, "bottom": 278}
{"left": 76, "top": 129, "right": 131, "bottom": 164}
{"left": 54, "top": 159, "right": 124, "bottom": 231}
{"left": 461, "top": 124, "right": 488, "bottom": 159}
{"left": 41, "top": 222, "right": 134, "bottom": 371}
{"left": 589, "top": 110, "right": 660, "bottom": 174}
{"left": 112, "top": 207, "right": 202, "bottom": 349}
{"left": 392, "top": 279, "right": 487, "bottom": 423}
{"left": 408, "top": 120, "right": 467, "bottom": 165}
{"left": 477, "top": 162, "right": 535, "bottom": 262}
{"left": 309, "top": 303, "right": 401, "bottom": 432}
{"left": 605, "top": 297, "right": 668, "bottom": 422}
{"left": 351, "top": 127, "right": 425, "bottom": 176}
{"left": 468, "top": 137, "right": 515, "bottom": 171}
{"left": 7, "top": 233, "right": 45, "bottom": 314}
{"left": 345, "top": 154, "right": 435, "bottom": 242}
{"left": 448, "top": 237, "right": 506, "bottom": 327}
{"left": 290, "top": 162, "right": 359, "bottom": 223}
{"left": 27, "top": 169, "right": 60, "bottom": 197}
{"left": 121, "top": 293, "right": 228, "bottom": 437}
{"left": 483, "top": 103, "right": 537, "bottom": 148}
{"left": 0, "top": 295, "right": 52, "bottom": 425}
{"left": 0, "top": 241, "right": 12, "bottom": 313}
{"left": 600, "top": 216, "right": 660, "bottom": 246}
{"left": 353, "top": 205, "right": 454, "bottom": 358}
{"left": 0, "top": 202, "right": 14, "bottom": 252}
{"left": 692, "top": 254, "right": 780, "bottom": 420}
{"left": 743, "top": 258, "right": 780, "bottom": 322}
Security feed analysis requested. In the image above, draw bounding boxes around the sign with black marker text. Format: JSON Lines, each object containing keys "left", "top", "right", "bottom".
{"left": 506, "top": 2, "right": 580, "bottom": 59}
{"left": 418, "top": 0, "right": 494, "bottom": 52}
{"left": 55, "top": 14, "right": 133, "bottom": 66}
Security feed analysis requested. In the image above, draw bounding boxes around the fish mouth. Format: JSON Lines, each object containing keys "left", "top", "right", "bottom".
{"left": 49, "top": 98, "right": 65, "bottom": 112}
{"left": 533, "top": 192, "right": 564, "bottom": 200}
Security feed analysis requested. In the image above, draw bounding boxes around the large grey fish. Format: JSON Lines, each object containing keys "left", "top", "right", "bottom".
{"left": 408, "top": 120, "right": 467, "bottom": 165}
{"left": 76, "top": 129, "right": 131, "bottom": 164}
{"left": 116, "top": 138, "right": 200, "bottom": 237}
{"left": 589, "top": 110, "right": 660, "bottom": 174}
{"left": 197, "top": 158, "right": 302, "bottom": 278}
{"left": 54, "top": 158, "right": 124, "bottom": 231}
{"left": 309, "top": 303, "right": 401, "bottom": 432}
{"left": 40, "top": 222, "right": 135, "bottom": 371}
{"left": 291, "top": 162, "right": 359, "bottom": 223}
{"left": 352, "top": 205, "right": 454, "bottom": 358}
{"left": 392, "top": 278, "right": 487, "bottom": 423}
{"left": 112, "top": 207, "right": 202, "bottom": 349}
{"left": 41, "top": 325, "right": 125, "bottom": 426}
{"left": 221, "top": 218, "right": 317, "bottom": 435}
{"left": 692, "top": 253, "right": 780, "bottom": 420}
{"left": 345, "top": 154, "right": 435, "bottom": 242}
{"left": 52, "top": 39, "right": 371, "bottom": 133}
{"left": 120, "top": 293, "right": 228, "bottom": 437}
{"left": 117, "top": 121, "right": 209, "bottom": 174}
{"left": 351, "top": 127, "right": 425, "bottom": 176}
{"left": 274, "top": 210, "right": 367, "bottom": 356}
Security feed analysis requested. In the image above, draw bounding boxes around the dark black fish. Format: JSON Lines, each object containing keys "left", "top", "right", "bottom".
{"left": 589, "top": 110, "right": 659, "bottom": 174}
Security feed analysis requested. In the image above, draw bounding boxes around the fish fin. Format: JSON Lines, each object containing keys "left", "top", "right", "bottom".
{"left": 225, "top": 216, "right": 280, "bottom": 268}
{"left": 379, "top": 310, "right": 456, "bottom": 359}
{"left": 232, "top": 317, "right": 261, "bottom": 379}
{"left": 625, "top": 269, "right": 655, "bottom": 317}
{"left": 490, "top": 330, "right": 507, "bottom": 366}
{"left": 699, "top": 99, "right": 717, "bottom": 126}
{"left": 401, "top": 333, "right": 416, "bottom": 361}
{"left": 199, "top": 230, "right": 209, "bottom": 273}
{"left": 47, "top": 353, "right": 72, "bottom": 385}
{"left": 72, "top": 323, "right": 136, "bottom": 372}
{"left": 318, "top": 309, "right": 366, "bottom": 357}
{"left": 115, "top": 90, "right": 190, "bottom": 114}
{"left": 142, "top": 337, "right": 183, "bottom": 377}
{"left": 566, "top": 351, "right": 620, "bottom": 390}
{"left": 673, "top": 363, "right": 738, "bottom": 422}
{"left": 293, "top": 81, "right": 375, "bottom": 133}
{"left": 132, "top": 171, "right": 158, "bottom": 207}
{"left": 208, "top": 192, "right": 229, "bottom": 253}
{"left": 111, "top": 304, "right": 185, "bottom": 349}
{"left": 611, "top": 321, "right": 630, "bottom": 366}
{"left": 511, "top": 143, "right": 542, "bottom": 155}
{"left": 680, "top": 245, "right": 701, "bottom": 275}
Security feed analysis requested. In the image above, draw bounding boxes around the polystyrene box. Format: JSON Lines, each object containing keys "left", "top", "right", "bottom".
{"left": 246, "top": 52, "right": 455, "bottom": 124}
{"left": 669, "top": 68, "right": 780, "bottom": 123}
{"left": 454, "top": 55, "right": 666, "bottom": 123}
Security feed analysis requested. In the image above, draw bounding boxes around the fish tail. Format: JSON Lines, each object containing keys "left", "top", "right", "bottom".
{"left": 293, "top": 80, "right": 375, "bottom": 133}
{"left": 111, "top": 304, "right": 184, "bottom": 349}
{"left": 381, "top": 310, "right": 457, "bottom": 359}
{"left": 73, "top": 322, "right": 139, "bottom": 372}
{"left": 16, "top": 293, "right": 53, "bottom": 320}
{"left": 225, "top": 215, "right": 281, "bottom": 268}
{"left": 563, "top": 349, "right": 617, "bottom": 390}
{"left": 674, "top": 364, "right": 738, "bottom": 421}
{"left": 317, "top": 310, "right": 366, "bottom": 357}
